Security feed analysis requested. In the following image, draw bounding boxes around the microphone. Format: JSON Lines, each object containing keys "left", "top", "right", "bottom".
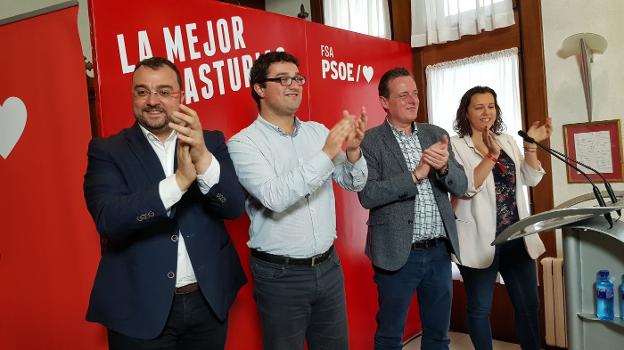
{"left": 518, "top": 130, "right": 616, "bottom": 227}
{"left": 518, "top": 131, "right": 536, "bottom": 144}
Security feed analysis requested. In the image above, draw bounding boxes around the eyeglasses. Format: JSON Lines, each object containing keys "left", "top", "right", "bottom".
{"left": 133, "top": 88, "right": 181, "bottom": 99}
{"left": 263, "top": 75, "right": 306, "bottom": 87}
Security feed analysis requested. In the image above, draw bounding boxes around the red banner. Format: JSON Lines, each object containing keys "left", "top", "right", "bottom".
{"left": 89, "top": 0, "right": 308, "bottom": 138}
{"left": 303, "top": 21, "right": 423, "bottom": 344}
{"left": 89, "top": 0, "right": 416, "bottom": 348}
{"left": 0, "top": 5, "right": 105, "bottom": 350}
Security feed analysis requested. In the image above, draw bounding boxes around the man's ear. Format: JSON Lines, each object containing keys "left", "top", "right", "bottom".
{"left": 254, "top": 83, "right": 265, "bottom": 98}
{"left": 379, "top": 96, "right": 389, "bottom": 111}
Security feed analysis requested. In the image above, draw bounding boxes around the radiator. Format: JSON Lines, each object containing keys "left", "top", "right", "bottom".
{"left": 542, "top": 257, "right": 567, "bottom": 348}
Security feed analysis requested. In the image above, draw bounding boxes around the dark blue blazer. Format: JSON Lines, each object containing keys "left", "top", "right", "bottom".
{"left": 83, "top": 123, "right": 247, "bottom": 339}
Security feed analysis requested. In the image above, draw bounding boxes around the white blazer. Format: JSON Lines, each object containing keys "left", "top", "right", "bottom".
{"left": 450, "top": 133, "right": 546, "bottom": 268}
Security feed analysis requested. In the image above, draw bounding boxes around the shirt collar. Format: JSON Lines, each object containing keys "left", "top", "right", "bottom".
{"left": 257, "top": 114, "right": 302, "bottom": 137}
{"left": 138, "top": 124, "right": 177, "bottom": 144}
{"left": 461, "top": 134, "right": 476, "bottom": 150}
{"left": 386, "top": 118, "right": 417, "bottom": 136}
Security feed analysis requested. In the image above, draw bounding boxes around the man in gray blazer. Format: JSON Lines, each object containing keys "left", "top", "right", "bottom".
{"left": 358, "top": 67, "right": 467, "bottom": 350}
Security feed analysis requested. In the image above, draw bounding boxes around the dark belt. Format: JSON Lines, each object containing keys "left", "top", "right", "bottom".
{"left": 251, "top": 246, "right": 334, "bottom": 267}
{"left": 175, "top": 282, "right": 199, "bottom": 295}
{"left": 411, "top": 237, "right": 447, "bottom": 250}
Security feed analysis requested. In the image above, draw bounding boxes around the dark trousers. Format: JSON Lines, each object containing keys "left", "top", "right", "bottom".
{"left": 250, "top": 249, "right": 349, "bottom": 350}
{"left": 374, "top": 243, "right": 452, "bottom": 350}
{"left": 107, "top": 290, "right": 227, "bottom": 350}
{"left": 458, "top": 239, "right": 540, "bottom": 350}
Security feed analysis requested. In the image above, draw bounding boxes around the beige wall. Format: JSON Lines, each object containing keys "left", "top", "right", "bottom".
{"left": 541, "top": 0, "right": 624, "bottom": 205}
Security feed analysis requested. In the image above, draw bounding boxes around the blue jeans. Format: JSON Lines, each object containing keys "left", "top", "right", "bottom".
{"left": 107, "top": 290, "right": 227, "bottom": 350}
{"left": 458, "top": 239, "right": 540, "bottom": 350}
{"left": 250, "top": 249, "right": 349, "bottom": 350}
{"left": 374, "top": 243, "right": 452, "bottom": 350}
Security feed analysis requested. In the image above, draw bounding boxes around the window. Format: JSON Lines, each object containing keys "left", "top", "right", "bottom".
{"left": 411, "top": 0, "right": 514, "bottom": 47}
{"left": 426, "top": 48, "right": 523, "bottom": 148}
{"left": 426, "top": 47, "right": 530, "bottom": 214}
{"left": 444, "top": 0, "right": 507, "bottom": 16}
{"left": 323, "top": 0, "right": 391, "bottom": 39}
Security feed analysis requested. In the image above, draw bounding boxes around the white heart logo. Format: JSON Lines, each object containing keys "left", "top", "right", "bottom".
{"left": 0, "top": 97, "right": 27, "bottom": 159}
{"left": 362, "top": 66, "right": 374, "bottom": 83}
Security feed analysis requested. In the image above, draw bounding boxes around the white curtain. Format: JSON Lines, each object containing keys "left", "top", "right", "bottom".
{"left": 323, "top": 0, "right": 391, "bottom": 39}
{"left": 411, "top": 0, "right": 515, "bottom": 47}
{"left": 426, "top": 47, "right": 522, "bottom": 146}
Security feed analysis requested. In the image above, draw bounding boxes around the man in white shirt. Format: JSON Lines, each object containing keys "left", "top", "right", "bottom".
{"left": 83, "top": 57, "right": 247, "bottom": 349}
{"left": 228, "top": 51, "right": 367, "bottom": 350}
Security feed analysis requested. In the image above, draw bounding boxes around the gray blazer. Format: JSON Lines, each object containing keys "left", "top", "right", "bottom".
{"left": 358, "top": 121, "right": 468, "bottom": 271}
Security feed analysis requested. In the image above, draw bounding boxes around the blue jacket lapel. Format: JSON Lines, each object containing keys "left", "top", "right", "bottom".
{"left": 126, "top": 123, "right": 167, "bottom": 182}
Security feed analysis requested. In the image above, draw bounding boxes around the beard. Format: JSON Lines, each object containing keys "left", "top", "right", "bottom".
{"left": 135, "top": 105, "right": 171, "bottom": 134}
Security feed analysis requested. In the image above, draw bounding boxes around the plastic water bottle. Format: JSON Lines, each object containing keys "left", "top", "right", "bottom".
{"left": 595, "top": 270, "right": 614, "bottom": 320}
{"left": 620, "top": 275, "right": 624, "bottom": 320}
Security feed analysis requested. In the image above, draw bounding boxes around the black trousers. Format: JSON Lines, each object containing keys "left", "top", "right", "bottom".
{"left": 108, "top": 290, "right": 227, "bottom": 350}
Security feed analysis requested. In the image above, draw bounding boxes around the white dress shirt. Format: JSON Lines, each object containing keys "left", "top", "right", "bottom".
{"left": 139, "top": 125, "right": 220, "bottom": 287}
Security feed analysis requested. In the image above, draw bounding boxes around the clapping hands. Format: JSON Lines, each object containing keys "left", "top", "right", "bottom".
{"left": 322, "top": 106, "right": 368, "bottom": 162}
{"left": 168, "top": 104, "right": 214, "bottom": 191}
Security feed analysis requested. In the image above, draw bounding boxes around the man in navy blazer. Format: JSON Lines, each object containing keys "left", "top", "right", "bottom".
{"left": 83, "top": 57, "right": 246, "bottom": 349}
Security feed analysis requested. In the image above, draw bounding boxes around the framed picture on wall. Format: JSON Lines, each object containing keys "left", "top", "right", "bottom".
{"left": 562, "top": 119, "right": 623, "bottom": 183}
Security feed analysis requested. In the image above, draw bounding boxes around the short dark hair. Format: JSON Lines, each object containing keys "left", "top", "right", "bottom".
{"left": 134, "top": 57, "right": 182, "bottom": 90}
{"left": 453, "top": 86, "right": 505, "bottom": 137}
{"left": 249, "top": 51, "right": 299, "bottom": 108}
{"left": 378, "top": 67, "right": 413, "bottom": 98}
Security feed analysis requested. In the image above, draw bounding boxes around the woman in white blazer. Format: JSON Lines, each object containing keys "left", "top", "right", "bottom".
{"left": 450, "top": 86, "right": 552, "bottom": 350}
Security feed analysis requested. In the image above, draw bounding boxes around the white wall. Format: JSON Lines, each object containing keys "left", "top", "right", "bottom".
{"left": 541, "top": 0, "right": 624, "bottom": 206}
{"left": 1, "top": 0, "right": 92, "bottom": 64}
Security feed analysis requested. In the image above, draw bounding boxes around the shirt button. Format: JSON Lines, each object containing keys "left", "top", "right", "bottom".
{"left": 171, "top": 234, "right": 178, "bottom": 242}
{"left": 167, "top": 272, "right": 175, "bottom": 279}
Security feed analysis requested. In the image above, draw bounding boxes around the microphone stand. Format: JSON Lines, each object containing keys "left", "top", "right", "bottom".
{"left": 541, "top": 146, "right": 619, "bottom": 214}
{"left": 518, "top": 130, "right": 614, "bottom": 228}
{"left": 518, "top": 130, "right": 620, "bottom": 212}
